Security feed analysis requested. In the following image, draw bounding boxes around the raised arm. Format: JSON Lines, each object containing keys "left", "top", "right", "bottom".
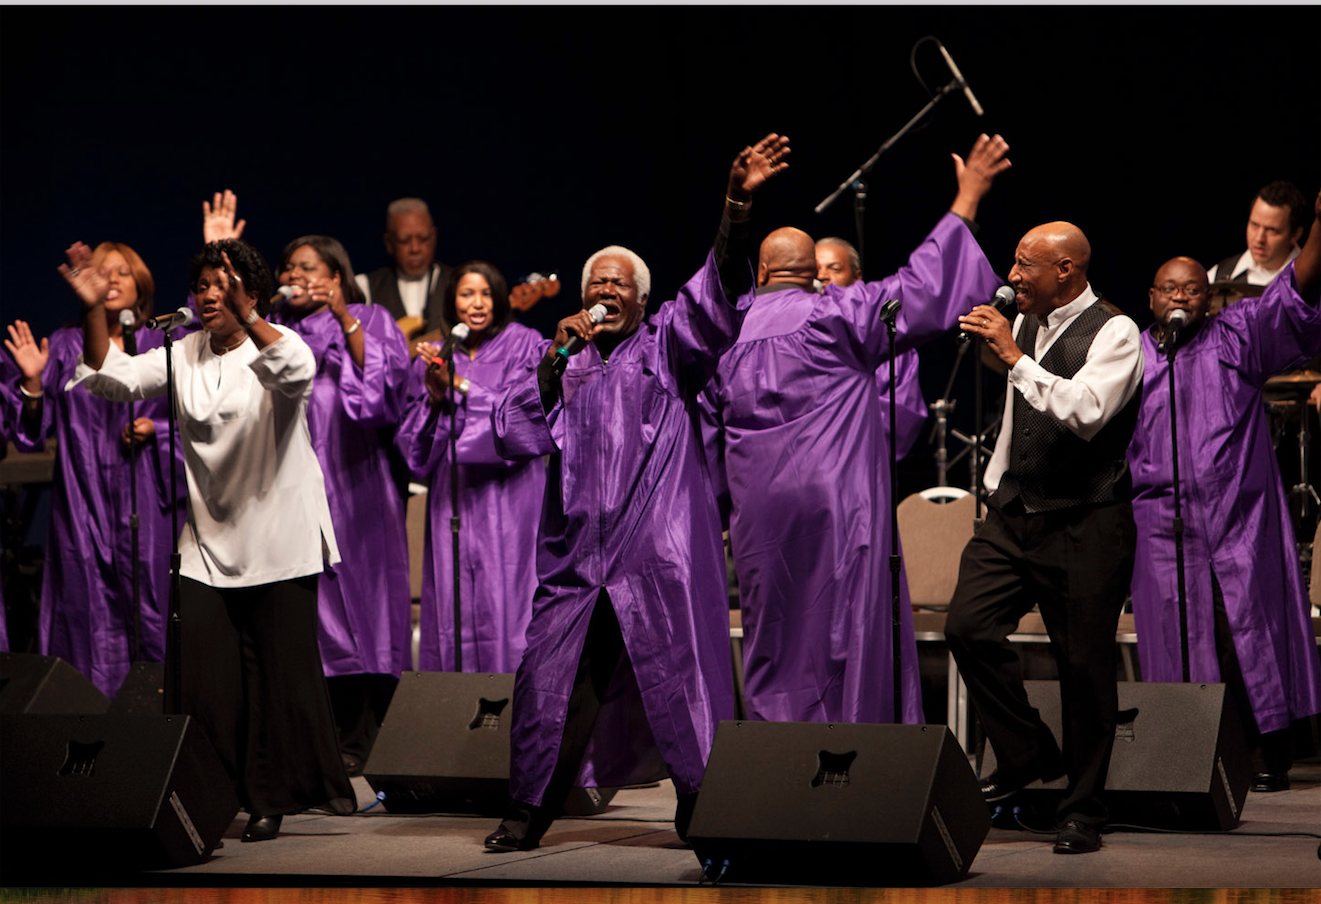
{"left": 717, "top": 132, "right": 790, "bottom": 298}
{"left": 58, "top": 242, "right": 113, "bottom": 369}
{"left": 949, "top": 133, "right": 1012, "bottom": 224}
{"left": 1295, "top": 189, "right": 1321, "bottom": 302}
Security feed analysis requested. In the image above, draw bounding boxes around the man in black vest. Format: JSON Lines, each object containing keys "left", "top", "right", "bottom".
{"left": 356, "top": 197, "right": 452, "bottom": 354}
{"left": 1207, "top": 181, "right": 1308, "bottom": 287}
{"left": 946, "top": 221, "right": 1145, "bottom": 855}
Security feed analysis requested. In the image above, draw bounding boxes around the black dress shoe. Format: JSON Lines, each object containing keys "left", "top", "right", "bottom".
{"left": 342, "top": 754, "right": 365, "bottom": 777}
{"left": 1251, "top": 771, "right": 1291, "bottom": 792}
{"left": 241, "top": 814, "right": 283, "bottom": 843}
{"left": 484, "top": 823, "right": 536, "bottom": 852}
{"left": 1053, "top": 820, "right": 1102, "bottom": 854}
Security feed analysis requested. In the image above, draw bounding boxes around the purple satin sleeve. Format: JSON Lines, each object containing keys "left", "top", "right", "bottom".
{"left": 875, "top": 349, "right": 928, "bottom": 460}
{"left": 335, "top": 305, "right": 412, "bottom": 427}
{"left": 653, "top": 249, "right": 743, "bottom": 394}
{"left": 492, "top": 366, "right": 559, "bottom": 461}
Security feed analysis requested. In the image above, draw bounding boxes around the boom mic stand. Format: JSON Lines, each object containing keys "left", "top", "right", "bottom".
{"left": 445, "top": 350, "right": 464, "bottom": 673}
{"left": 1158, "top": 324, "right": 1191, "bottom": 682}
{"left": 162, "top": 323, "right": 184, "bottom": 714}
{"left": 880, "top": 299, "right": 905, "bottom": 722}
{"left": 120, "top": 314, "right": 142, "bottom": 664}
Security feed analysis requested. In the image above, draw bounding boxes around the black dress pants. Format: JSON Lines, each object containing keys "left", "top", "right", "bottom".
{"left": 177, "top": 575, "right": 355, "bottom": 817}
{"left": 945, "top": 500, "right": 1135, "bottom": 828}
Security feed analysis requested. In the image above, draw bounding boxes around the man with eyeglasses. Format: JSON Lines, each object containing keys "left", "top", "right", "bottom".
{"left": 1127, "top": 190, "right": 1321, "bottom": 796}
{"left": 356, "top": 197, "right": 453, "bottom": 351}
{"left": 946, "top": 221, "right": 1144, "bottom": 855}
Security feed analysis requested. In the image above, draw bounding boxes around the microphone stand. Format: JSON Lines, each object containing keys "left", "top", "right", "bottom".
{"left": 852, "top": 179, "right": 868, "bottom": 272}
{"left": 122, "top": 323, "right": 142, "bottom": 664}
{"left": 162, "top": 325, "right": 183, "bottom": 714}
{"left": 1158, "top": 325, "right": 1191, "bottom": 682}
{"left": 446, "top": 351, "right": 463, "bottom": 673}
{"left": 815, "top": 79, "right": 966, "bottom": 216}
{"left": 880, "top": 299, "right": 904, "bottom": 722}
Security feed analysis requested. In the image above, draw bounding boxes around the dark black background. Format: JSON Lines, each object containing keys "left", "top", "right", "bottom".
{"left": 3, "top": 4, "right": 1319, "bottom": 492}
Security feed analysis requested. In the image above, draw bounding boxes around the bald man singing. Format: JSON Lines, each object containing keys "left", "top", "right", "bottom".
{"left": 945, "top": 222, "right": 1145, "bottom": 854}
{"left": 705, "top": 134, "right": 1010, "bottom": 726}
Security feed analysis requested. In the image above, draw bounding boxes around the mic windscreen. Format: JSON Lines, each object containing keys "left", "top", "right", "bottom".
{"left": 992, "top": 285, "right": 1016, "bottom": 309}
{"left": 451, "top": 323, "right": 471, "bottom": 341}
{"left": 1167, "top": 308, "right": 1189, "bottom": 327}
{"left": 119, "top": 309, "right": 136, "bottom": 329}
{"left": 175, "top": 307, "right": 195, "bottom": 328}
{"left": 587, "top": 303, "right": 608, "bottom": 324}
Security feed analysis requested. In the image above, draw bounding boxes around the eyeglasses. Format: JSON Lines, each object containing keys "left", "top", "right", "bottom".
{"left": 1152, "top": 284, "right": 1206, "bottom": 298}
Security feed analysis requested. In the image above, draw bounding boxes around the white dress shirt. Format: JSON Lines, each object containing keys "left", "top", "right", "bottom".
{"left": 1207, "top": 245, "right": 1301, "bottom": 286}
{"left": 983, "top": 284, "right": 1145, "bottom": 493}
{"left": 355, "top": 264, "right": 437, "bottom": 319}
{"left": 69, "top": 325, "right": 340, "bottom": 588}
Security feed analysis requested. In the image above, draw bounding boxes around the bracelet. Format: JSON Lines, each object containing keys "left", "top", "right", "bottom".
{"left": 19, "top": 384, "right": 43, "bottom": 400}
{"left": 725, "top": 196, "right": 750, "bottom": 211}
{"left": 343, "top": 318, "right": 361, "bottom": 336}
{"left": 458, "top": 378, "right": 471, "bottom": 395}
{"left": 244, "top": 308, "right": 260, "bottom": 326}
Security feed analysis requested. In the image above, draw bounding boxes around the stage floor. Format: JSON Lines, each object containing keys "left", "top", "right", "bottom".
{"left": 12, "top": 758, "right": 1310, "bottom": 891}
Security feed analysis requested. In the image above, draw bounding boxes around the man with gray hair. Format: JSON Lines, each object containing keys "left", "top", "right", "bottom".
{"left": 484, "top": 133, "right": 790, "bottom": 853}
{"left": 356, "top": 198, "right": 452, "bottom": 350}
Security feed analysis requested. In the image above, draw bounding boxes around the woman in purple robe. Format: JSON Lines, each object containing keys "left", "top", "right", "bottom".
{"left": 270, "top": 235, "right": 412, "bottom": 776}
{"left": 5, "top": 242, "right": 184, "bottom": 696}
{"left": 394, "top": 261, "right": 547, "bottom": 674}
{"left": 1129, "top": 202, "right": 1321, "bottom": 791}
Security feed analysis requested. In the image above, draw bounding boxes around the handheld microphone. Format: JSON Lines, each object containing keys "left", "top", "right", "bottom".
{"left": 270, "top": 285, "right": 296, "bottom": 306}
{"left": 428, "top": 323, "right": 471, "bottom": 371}
{"left": 145, "top": 307, "right": 195, "bottom": 331}
{"left": 119, "top": 309, "right": 138, "bottom": 355}
{"left": 959, "top": 285, "right": 1016, "bottom": 344}
{"left": 550, "top": 304, "right": 608, "bottom": 376}
{"left": 937, "top": 42, "right": 985, "bottom": 117}
{"left": 1159, "top": 307, "right": 1189, "bottom": 354}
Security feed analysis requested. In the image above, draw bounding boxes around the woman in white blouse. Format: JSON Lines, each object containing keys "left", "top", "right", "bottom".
{"left": 62, "top": 238, "right": 354, "bottom": 843}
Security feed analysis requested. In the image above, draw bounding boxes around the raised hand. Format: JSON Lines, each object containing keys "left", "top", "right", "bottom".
{"left": 203, "top": 190, "right": 246, "bottom": 243}
{"left": 728, "top": 133, "right": 792, "bottom": 202}
{"left": 5, "top": 320, "right": 50, "bottom": 381}
{"left": 218, "top": 250, "right": 257, "bottom": 324}
{"left": 950, "top": 133, "right": 1011, "bottom": 221}
{"left": 57, "top": 242, "right": 111, "bottom": 309}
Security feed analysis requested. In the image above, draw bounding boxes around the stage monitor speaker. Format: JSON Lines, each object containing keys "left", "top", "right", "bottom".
{"left": 110, "top": 661, "right": 165, "bottom": 714}
{"left": 0, "top": 713, "right": 240, "bottom": 880}
{"left": 981, "top": 680, "right": 1250, "bottom": 830}
{"left": 687, "top": 721, "right": 989, "bottom": 886}
{"left": 0, "top": 652, "right": 109, "bottom": 715}
{"left": 364, "top": 671, "right": 616, "bottom": 816}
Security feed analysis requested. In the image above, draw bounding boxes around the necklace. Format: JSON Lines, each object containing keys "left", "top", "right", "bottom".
{"left": 210, "top": 333, "right": 248, "bottom": 356}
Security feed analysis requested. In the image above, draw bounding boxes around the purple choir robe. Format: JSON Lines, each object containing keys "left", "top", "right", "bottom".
{"left": 394, "top": 321, "right": 548, "bottom": 673}
{"left": 16, "top": 326, "right": 184, "bottom": 696}
{"left": 0, "top": 350, "right": 22, "bottom": 651}
{"left": 1128, "top": 264, "right": 1321, "bottom": 733}
{"left": 272, "top": 304, "right": 412, "bottom": 678}
{"left": 876, "top": 348, "right": 927, "bottom": 460}
{"left": 709, "top": 213, "right": 999, "bottom": 724}
{"left": 492, "top": 251, "right": 739, "bottom": 801}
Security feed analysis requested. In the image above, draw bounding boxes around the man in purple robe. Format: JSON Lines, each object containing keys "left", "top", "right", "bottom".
{"left": 816, "top": 236, "right": 929, "bottom": 459}
{"left": 483, "top": 134, "right": 790, "bottom": 852}
{"left": 705, "top": 135, "right": 1009, "bottom": 726}
{"left": 1128, "top": 189, "right": 1321, "bottom": 793}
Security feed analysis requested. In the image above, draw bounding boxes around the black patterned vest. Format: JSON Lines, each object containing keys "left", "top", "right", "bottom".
{"left": 989, "top": 300, "right": 1141, "bottom": 513}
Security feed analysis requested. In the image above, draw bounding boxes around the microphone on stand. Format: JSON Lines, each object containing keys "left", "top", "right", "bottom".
{"left": 937, "top": 42, "right": 985, "bottom": 117}
{"left": 119, "top": 309, "right": 138, "bottom": 355}
{"left": 145, "top": 307, "right": 195, "bottom": 331}
{"left": 879, "top": 299, "right": 902, "bottom": 325}
{"left": 428, "top": 323, "right": 471, "bottom": 371}
{"left": 550, "top": 304, "right": 608, "bottom": 376}
{"left": 1158, "top": 308, "right": 1189, "bottom": 355}
{"left": 959, "top": 285, "right": 1017, "bottom": 344}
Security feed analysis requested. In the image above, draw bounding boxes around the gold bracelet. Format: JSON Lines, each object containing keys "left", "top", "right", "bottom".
{"left": 725, "top": 196, "right": 750, "bottom": 211}
{"left": 343, "top": 318, "right": 361, "bottom": 336}
{"left": 19, "top": 384, "right": 43, "bottom": 400}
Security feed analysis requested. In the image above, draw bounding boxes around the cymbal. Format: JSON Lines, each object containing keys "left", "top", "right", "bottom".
{"left": 1208, "top": 279, "right": 1264, "bottom": 298}
{"left": 1265, "top": 369, "right": 1321, "bottom": 386}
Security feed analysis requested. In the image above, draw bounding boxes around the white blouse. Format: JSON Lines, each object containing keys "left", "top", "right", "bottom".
{"left": 69, "top": 325, "right": 340, "bottom": 588}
